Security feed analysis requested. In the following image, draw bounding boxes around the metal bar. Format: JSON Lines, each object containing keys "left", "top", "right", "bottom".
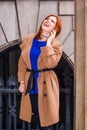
{"left": 53, "top": 123, "right": 59, "bottom": 130}
{"left": 0, "top": 88, "right": 66, "bottom": 93}
{"left": 65, "top": 89, "right": 71, "bottom": 130}
{"left": 0, "top": 87, "right": 72, "bottom": 130}
{"left": 0, "top": 88, "right": 19, "bottom": 93}
{"left": 0, "top": 93, "right": 2, "bottom": 129}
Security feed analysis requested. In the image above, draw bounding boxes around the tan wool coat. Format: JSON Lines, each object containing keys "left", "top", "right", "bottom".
{"left": 17, "top": 33, "right": 62, "bottom": 127}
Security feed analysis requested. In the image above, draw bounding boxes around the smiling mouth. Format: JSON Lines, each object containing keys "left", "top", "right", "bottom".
{"left": 44, "top": 23, "right": 50, "bottom": 27}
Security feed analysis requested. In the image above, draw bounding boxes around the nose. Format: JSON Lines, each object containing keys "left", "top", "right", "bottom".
{"left": 46, "top": 19, "right": 50, "bottom": 22}
{"left": 45, "top": 19, "right": 50, "bottom": 24}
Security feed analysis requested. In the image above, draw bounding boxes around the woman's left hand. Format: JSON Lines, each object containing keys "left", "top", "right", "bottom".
{"left": 47, "top": 30, "right": 56, "bottom": 46}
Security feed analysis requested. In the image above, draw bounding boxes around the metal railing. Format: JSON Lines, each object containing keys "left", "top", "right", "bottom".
{"left": 0, "top": 75, "right": 73, "bottom": 130}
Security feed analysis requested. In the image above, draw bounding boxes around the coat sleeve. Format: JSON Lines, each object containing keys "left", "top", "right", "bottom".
{"left": 17, "top": 55, "right": 27, "bottom": 82}
{"left": 40, "top": 39, "right": 63, "bottom": 68}
{"left": 17, "top": 37, "right": 28, "bottom": 82}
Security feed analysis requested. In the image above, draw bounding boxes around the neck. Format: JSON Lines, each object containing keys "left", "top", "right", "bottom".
{"left": 40, "top": 34, "right": 49, "bottom": 39}
{"left": 40, "top": 32, "right": 50, "bottom": 39}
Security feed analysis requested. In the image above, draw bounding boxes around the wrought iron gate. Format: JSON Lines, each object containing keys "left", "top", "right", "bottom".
{"left": 0, "top": 46, "right": 74, "bottom": 130}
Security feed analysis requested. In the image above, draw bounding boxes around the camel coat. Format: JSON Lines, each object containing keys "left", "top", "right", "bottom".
{"left": 17, "top": 33, "right": 62, "bottom": 127}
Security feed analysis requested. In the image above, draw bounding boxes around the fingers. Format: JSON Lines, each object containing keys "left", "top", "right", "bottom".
{"left": 19, "top": 84, "right": 26, "bottom": 93}
{"left": 49, "top": 30, "right": 56, "bottom": 40}
{"left": 47, "top": 30, "right": 56, "bottom": 46}
{"left": 51, "top": 30, "right": 56, "bottom": 36}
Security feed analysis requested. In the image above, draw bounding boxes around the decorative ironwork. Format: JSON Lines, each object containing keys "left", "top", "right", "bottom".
{"left": 0, "top": 66, "right": 73, "bottom": 130}
{"left": 0, "top": 44, "right": 74, "bottom": 130}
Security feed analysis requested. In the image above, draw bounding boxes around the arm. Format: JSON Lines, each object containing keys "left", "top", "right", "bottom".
{"left": 18, "top": 55, "right": 27, "bottom": 93}
{"left": 18, "top": 34, "right": 30, "bottom": 82}
{"left": 18, "top": 55, "right": 27, "bottom": 82}
{"left": 41, "top": 39, "right": 62, "bottom": 68}
{"left": 17, "top": 36, "right": 28, "bottom": 93}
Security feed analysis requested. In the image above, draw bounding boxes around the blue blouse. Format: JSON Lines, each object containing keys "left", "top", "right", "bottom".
{"left": 29, "top": 37, "right": 46, "bottom": 94}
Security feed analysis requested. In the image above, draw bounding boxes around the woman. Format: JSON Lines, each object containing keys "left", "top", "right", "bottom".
{"left": 18, "top": 14, "right": 62, "bottom": 130}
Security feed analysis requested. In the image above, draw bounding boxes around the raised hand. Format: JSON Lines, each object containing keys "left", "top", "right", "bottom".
{"left": 47, "top": 30, "right": 56, "bottom": 46}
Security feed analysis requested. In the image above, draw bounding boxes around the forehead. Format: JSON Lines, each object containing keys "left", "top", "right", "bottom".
{"left": 46, "top": 16, "right": 57, "bottom": 22}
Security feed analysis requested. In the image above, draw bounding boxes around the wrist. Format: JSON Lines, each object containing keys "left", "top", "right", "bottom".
{"left": 20, "top": 81, "right": 25, "bottom": 84}
{"left": 47, "top": 40, "right": 51, "bottom": 46}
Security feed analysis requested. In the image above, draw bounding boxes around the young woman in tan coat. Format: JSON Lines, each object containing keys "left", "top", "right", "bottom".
{"left": 18, "top": 14, "right": 62, "bottom": 130}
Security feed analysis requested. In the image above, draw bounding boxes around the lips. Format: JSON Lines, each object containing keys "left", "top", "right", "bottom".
{"left": 43, "top": 22, "right": 50, "bottom": 27}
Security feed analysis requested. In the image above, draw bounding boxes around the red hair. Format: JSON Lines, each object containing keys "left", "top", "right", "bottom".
{"left": 36, "top": 14, "right": 62, "bottom": 39}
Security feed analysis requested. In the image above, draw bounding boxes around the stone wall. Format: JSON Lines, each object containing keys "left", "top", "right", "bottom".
{"left": 0, "top": 0, "right": 74, "bottom": 63}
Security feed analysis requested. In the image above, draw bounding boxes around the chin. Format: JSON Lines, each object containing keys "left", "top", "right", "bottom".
{"left": 42, "top": 27, "right": 50, "bottom": 32}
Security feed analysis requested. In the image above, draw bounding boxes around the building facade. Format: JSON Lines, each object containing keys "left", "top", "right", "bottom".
{"left": 0, "top": 0, "right": 86, "bottom": 130}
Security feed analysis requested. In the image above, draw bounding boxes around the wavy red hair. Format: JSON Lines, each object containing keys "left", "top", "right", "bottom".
{"left": 36, "top": 14, "right": 62, "bottom": 39}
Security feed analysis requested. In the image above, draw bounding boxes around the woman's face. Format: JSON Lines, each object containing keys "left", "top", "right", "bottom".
{"left": 41, "top": 16, "right": 57, "bottom": 33}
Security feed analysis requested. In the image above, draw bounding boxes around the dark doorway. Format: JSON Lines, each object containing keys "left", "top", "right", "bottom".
{"left": 0, "top": 45, "right": 74, "bottom": 130}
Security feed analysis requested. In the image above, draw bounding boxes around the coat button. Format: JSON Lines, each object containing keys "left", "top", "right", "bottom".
{"left": 44, "top": 93, "right": 47, "bottom": 97}
{"left": 43, "top": 81, "right": 46, "bottom": 84}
